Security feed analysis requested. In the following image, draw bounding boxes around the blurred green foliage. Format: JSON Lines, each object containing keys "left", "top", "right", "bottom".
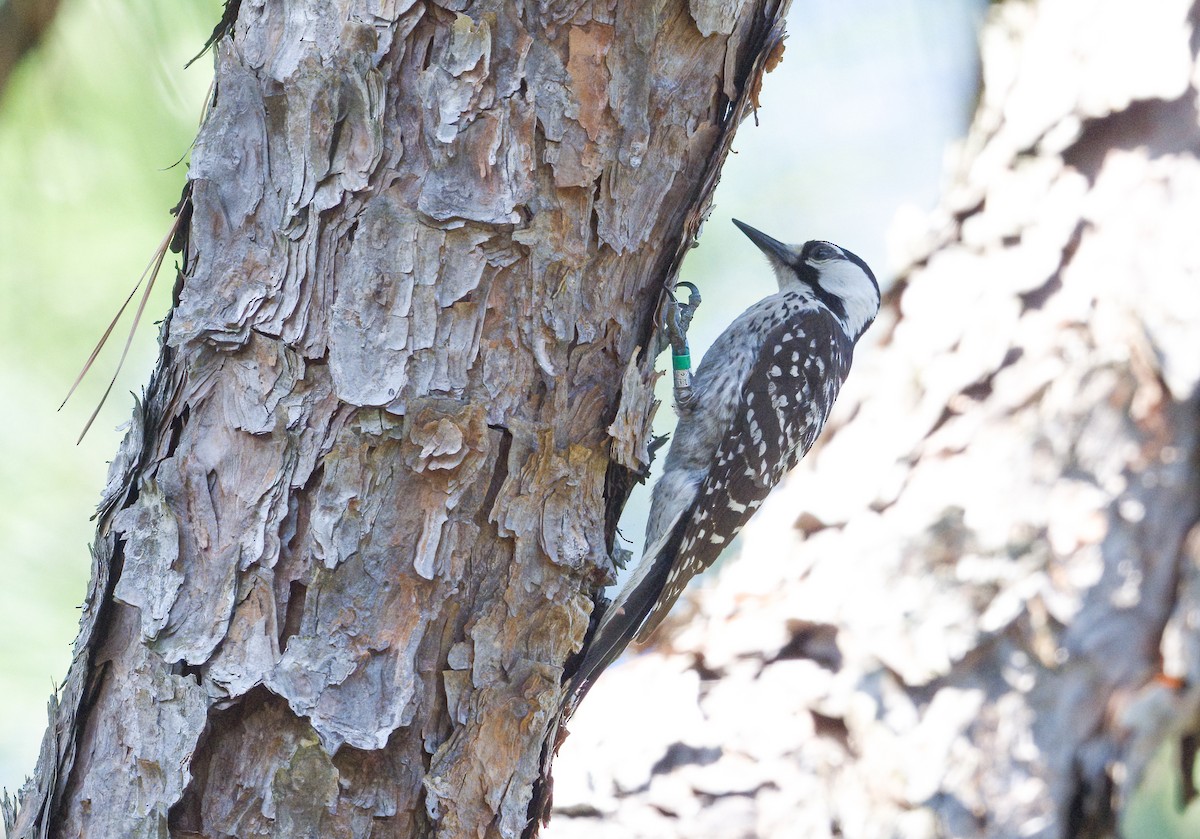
{"left": 0, "top": 0, "right": 219, "bottom": 793}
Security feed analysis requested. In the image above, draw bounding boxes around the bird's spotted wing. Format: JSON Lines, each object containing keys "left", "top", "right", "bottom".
{"left": 634, "top": 306, "right": 853, "bottom": 642}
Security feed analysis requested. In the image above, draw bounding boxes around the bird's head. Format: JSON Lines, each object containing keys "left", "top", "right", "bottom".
{"left": 733, "top": 219, "right": 880, "bottom": 341}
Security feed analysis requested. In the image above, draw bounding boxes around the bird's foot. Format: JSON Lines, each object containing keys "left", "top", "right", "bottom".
{"left": 664, "top": 282, "right": 701, "bottom": 409}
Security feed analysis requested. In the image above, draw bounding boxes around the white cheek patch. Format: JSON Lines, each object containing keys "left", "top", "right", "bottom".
{"left": 815, "top": 259, "right": 879, "bottom": 335}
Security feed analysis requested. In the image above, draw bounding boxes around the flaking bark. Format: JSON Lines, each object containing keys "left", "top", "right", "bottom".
{"left": 4, "top": 2, "right": 790, "bottom": 837}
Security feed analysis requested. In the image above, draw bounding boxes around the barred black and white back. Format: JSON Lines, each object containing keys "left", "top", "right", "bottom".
{"left": 641, "top": 303, "right": 853, "bottom": 639}
{"left": 567, "top": 222, "right": 880, "bottom": 705}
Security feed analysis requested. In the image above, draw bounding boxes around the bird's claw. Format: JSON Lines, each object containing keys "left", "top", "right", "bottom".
{"left": 663, "top": 282, "right": 701, "bottom": 409}
{"left": 661, "top": 282, "right": 701, "bottom": 357}
{"left": 666, "top": 282, "right": 701, "bottom": 352}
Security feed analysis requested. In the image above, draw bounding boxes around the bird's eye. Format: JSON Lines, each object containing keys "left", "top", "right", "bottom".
{"left": 809, "top": 243, "right": 840, "bottom": 261}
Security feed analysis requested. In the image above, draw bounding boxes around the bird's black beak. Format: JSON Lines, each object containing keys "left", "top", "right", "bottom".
{"left": 732, "top": 219, "right": 794, "bottom": 265}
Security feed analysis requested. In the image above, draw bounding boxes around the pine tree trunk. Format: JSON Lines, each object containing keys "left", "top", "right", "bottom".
{"left": 547, "top": 1, "right": 1200, "bottom": 837}
{"left": 3, "top": 2, "right": 790, "bottom": 837}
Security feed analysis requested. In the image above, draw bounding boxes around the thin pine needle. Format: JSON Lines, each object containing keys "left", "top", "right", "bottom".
{"left": 160, "top": 77, "right": 215, "bottom": 172}
{"left": 62, "top": 216, "right": 180, "bottom": 444}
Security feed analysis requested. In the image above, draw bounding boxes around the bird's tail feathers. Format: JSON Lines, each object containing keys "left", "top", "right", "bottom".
{"left": 563, "top": 512, "right": 689, "bottom": 710}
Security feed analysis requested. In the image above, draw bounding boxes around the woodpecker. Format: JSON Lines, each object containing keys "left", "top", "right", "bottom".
{"left": 568, "top": 220, "right": 880, "bottom": 703}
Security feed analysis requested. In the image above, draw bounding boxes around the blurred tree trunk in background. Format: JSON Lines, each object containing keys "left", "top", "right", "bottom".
{"left": 548, "top": 1, "right": 1200, "bottom": 838}
{"left": 0, "top": 0, "right": 61, "bottom": 94}
{"left": 1, "top": 2, "right": 790, "bottom": 837}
